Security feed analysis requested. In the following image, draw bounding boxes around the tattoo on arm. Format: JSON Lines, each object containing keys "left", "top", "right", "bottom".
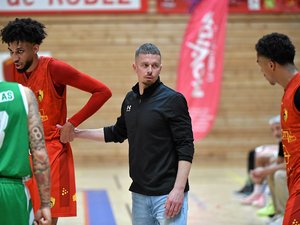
{"left": 27, "top": 89, "right": 51, "bottom": 208}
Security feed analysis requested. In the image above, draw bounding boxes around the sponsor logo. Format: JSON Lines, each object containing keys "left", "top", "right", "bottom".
{"left": 0, "top": 90, "right": 14, "bottom": 103}
{"left": 126, "top": 105, "right": 132, "bottom": 112}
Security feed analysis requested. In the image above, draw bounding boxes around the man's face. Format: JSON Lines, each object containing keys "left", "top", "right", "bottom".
{"left": 133, "top": 53, "right": 162, "bottom": 88}
{"left": 271, "top": 123, "right": 282, "bottom": 141}
{"left": 8, "top": 41, "right": 38, "bottom": 73}
{"left": 256, "top": 55, "right": 276, "bottom": 85}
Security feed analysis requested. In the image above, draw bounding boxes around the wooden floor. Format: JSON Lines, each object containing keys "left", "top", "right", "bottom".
{"left": 56, "top": 160, "right": 270, "bottom": 225}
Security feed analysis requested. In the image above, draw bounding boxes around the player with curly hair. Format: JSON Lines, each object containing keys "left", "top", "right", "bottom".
{"left": 1, "top": 18, "right": 112, "bottom": 225}
{"left": 256, "top": 32, "right": 299, "bottom": 225}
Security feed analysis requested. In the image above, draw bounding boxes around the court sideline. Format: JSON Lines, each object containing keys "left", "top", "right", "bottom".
{"left": 55, "top": 159, "right": 271, "bottom": 225}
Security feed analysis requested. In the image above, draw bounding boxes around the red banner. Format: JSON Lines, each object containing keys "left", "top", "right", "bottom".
{"left": 176, "top": 0, "right": 228, "bottom": 140}
{"left": 157, "top": 0, "right": 190, "bottom": 13}
{"left": 229, "top": 0, "right": 300, "bottom": 13}
{"left": 157, "top": 0, "right": 300, "bottom": 13}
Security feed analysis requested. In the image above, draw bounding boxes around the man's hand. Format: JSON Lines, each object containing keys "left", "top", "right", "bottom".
{"left": 57, "top": 121, "right": 75, "bottom": 143}
{"left": 34, "top": 207, "right": 51, "bottom": 225}
{"left": 164, "top": 188, "right": 184, "bottom": 219}
{"left": 250, "top": 167, "right": 267, "bottom": 183}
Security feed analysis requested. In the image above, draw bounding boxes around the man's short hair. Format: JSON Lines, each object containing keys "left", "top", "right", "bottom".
{"left": 268, "top": 115, "right": 280, "bottom": 125}
{"left": 135, "top": 43, "right": 161, "bottom": 58}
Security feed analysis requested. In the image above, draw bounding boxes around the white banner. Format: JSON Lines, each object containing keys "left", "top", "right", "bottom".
{"left": 0, "top": 0, "right": 147, "bottom": 14}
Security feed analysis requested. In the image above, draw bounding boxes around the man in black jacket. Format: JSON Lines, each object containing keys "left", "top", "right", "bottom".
{"left": 72, "top": 43, "right": 194, "bottom": 225}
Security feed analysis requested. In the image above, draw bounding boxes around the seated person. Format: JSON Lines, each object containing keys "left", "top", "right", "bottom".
{"left": 240, "top": 115, "right": 281, "bottom": 208}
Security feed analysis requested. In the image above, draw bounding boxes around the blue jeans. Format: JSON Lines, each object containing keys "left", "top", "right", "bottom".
{"left": 131, "top": 192, "right": 188, "bottom": 225}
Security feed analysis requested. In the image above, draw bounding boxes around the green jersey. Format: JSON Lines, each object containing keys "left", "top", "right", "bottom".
{"left": 0, "top": 81, "right": 31, "bottom": 179}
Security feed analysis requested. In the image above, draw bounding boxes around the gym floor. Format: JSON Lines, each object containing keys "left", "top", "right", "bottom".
{"left": 58, "top": 160, "right": 268, "bottom": 225}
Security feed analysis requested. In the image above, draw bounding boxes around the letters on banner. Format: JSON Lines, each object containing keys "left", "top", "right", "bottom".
{"left": 0, "top": 0, "right": 148, "bottom": 14}
{"left": 176, "top": 0, "right": 229, "bottom": 140}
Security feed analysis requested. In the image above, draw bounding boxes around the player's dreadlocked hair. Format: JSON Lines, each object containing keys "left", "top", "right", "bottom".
{"left": 0, "top": 18, "right": 47, "bottom": 45}
{"left": 255, "top": 32, "right": 295, "bottom": 65}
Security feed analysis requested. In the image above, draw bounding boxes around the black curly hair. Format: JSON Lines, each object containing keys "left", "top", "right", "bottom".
{"left": 255, "top": 32, "right": 295, "bottom": 65}
{"left": 0, "top": 18, "right": 47, "bottom": 45}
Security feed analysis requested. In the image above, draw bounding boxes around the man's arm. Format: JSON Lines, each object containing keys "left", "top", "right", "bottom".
{"left": 251, "top": 157, "right": 286, "bottom": 183}
{"left": 49, "top": 60, "right": 112, "bottom": 143}
{"left": 165, "top": 93, "right": 194, "bottom": 218}
{"left": 165, "top": 161, "right": 192, "bottom": 218}
{"left": 69, "top": 99, "right": 128, "bottom": 143}
{"left": 25, "top": 87, "right": 51, "bottom": 224}
{"left": 74, "top": 128, "right": 105, "bottom": 142}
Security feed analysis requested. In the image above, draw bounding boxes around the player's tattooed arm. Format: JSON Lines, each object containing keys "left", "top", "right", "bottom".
{"left": 25, "top": 87, "right": 51, "bottom": 208}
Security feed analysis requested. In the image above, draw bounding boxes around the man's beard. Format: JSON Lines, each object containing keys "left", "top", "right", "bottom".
{"left": 17, "top": 60, "right": 33, "bottom": 73}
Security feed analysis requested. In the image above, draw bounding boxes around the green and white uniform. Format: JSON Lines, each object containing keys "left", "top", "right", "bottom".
{"left": 0, "top": 81, "right": 34, "bottom": 225}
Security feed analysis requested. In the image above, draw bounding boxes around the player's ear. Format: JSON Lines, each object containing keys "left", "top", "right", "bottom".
{"left": 132, "top": 63, "right": 137, "bottom": 71}
{"left": 269, "top": 60, "right": 276, "bottom": 71}
{"left": 33, "top": 44, "right": 40, "bottom": 54}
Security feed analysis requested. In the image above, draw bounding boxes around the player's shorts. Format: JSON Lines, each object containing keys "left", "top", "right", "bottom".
{"left": 0, "top": 178, "right": 34, "bottom": 225}
{"left": 26, "top": 141, "right": 77, "bottom": 217}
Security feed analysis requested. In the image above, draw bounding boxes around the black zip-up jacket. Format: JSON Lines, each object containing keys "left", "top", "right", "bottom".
{"left": 104, "top": 78, "right": 194, "bottom": 195}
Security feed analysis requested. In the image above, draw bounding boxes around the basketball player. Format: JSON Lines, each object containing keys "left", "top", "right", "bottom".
{"left": 0, "top": 81, "right": 51, "bottom": 225}
{"left": 256, "top": 32, "right": 299, "bottom": 225}
{"left": 0, "top": 18, "right": 112, "bottom": 225}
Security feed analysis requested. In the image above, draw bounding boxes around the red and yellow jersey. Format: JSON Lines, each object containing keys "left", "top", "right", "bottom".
{"left": 5, "top": 55, "right": 111, "bottom": 217}
{"left": 281, "top": 72, "right": 300, "bottom": 195}
{"left": 5, "top": 56, "right": 112, "bottom": 131}
{"left": 2, "top": 58, "right": 14, "bottom": 81}
{"left": 7, "top": 56, "right": 66, "bottom": 141}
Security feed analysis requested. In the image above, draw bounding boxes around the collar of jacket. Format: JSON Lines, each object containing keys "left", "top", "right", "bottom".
{"left": 132, "top": 76, "right": 162, "bottom": 98}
